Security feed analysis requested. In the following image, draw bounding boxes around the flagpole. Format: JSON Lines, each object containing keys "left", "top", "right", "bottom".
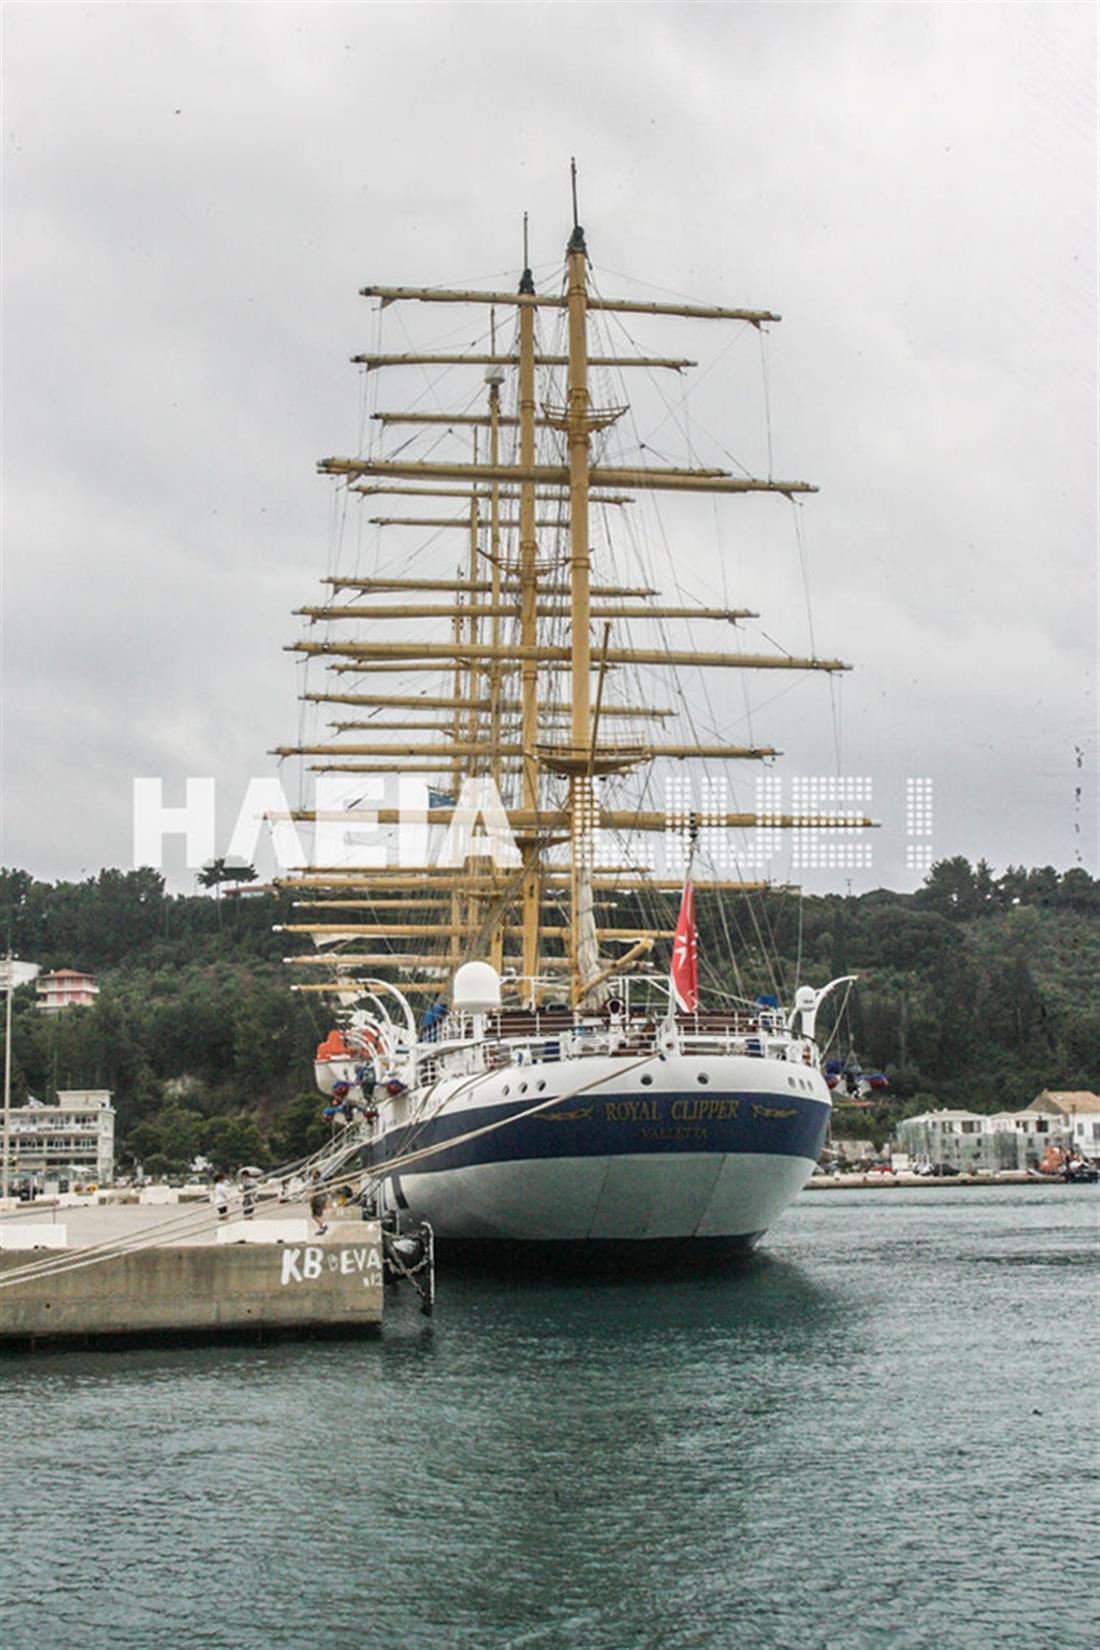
{"left": 668, "top": 814, "right": 701, "bottom": 1022}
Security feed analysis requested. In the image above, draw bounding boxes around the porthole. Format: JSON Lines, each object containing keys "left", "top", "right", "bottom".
{"left": 519, "top": 1082, "right": 528, "bottom": 1095}
{"left": 502, "top": 1085, "right": 510, "bottom": 1097}
{"left": 788, "top": 1076, "right": 797, "bottom": 1089}
{"left": 697, "top": 1072, "right": 710, "bottom": 1085}
{"left": 640, "top": 1073, "right": 654, "bottom": 1087}
{"left": 536, "top": 1081, "right": 546, "bottom": 1093}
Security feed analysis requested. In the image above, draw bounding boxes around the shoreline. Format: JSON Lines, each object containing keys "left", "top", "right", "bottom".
{"left": 805, "top": 1170, "right": 1092, "bottom": 1190}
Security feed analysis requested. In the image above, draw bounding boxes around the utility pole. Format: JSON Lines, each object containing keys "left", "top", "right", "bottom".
{"left": 2, "top": 952, "right": 13, "bottom": 1201}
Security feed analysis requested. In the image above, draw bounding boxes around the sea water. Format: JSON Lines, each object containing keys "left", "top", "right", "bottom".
{"left": 2, "top": 1186, "right": 1097, "bottom": 1650}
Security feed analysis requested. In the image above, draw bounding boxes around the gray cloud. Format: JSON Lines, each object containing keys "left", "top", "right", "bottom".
{"left": 3, "top": 2, "right": 1095, "bottom": 892}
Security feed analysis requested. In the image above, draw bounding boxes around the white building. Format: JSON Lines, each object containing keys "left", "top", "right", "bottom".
{"left": 3, "top": 1090, "right": 115, "bottom": 1193}
{"left": 896, "top": 1107, "right": 1065, "bottom": 1172}
{"left": 1027, "top": 1091, "right": 1100, "bottom": 1158}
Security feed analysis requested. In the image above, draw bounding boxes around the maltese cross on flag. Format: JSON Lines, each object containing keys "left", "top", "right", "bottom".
{"left": 671, "top": 880, "right": 698, "bottom": 1012}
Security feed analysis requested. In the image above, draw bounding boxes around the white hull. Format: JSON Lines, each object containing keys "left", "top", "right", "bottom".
{"left": 368, "top": 1051, "right": 831, "bottom": 1252}
{"left": 393, "top": 1150, "right": 816, "bottom": 1246}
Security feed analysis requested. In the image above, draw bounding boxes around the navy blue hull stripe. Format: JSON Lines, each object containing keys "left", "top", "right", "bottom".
{"left": 364, "top": 1089, "right": 830, "bottom": 1178}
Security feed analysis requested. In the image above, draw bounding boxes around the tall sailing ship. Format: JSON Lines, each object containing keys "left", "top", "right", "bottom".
{"left": 274, "top": 194, "right": 863, "bottom": 1260}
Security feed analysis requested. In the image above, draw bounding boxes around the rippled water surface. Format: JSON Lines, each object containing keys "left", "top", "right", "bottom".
{"left": 3, "top": 1187, "right": 1098, "bottom": 1650}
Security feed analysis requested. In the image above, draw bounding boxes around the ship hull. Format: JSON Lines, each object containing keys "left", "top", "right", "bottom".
{"left": 366, "top": 1053, "right": 830, "bottom": 1256}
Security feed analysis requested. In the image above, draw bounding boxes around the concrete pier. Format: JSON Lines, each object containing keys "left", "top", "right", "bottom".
{"left": 0, "top": 1213, "right": 384, "bottom": 1347}
{"left": 804, "top": 1170, "right": 1061, "bottom": 1189}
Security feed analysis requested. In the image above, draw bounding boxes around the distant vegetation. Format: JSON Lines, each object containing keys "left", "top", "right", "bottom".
{"left": 1, "top": 859, "right": 1096, "bottom": 1172}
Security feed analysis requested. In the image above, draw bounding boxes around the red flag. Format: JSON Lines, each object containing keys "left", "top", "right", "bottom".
{"left": 671, "top": 879, "right": 698, "bottom": 1012}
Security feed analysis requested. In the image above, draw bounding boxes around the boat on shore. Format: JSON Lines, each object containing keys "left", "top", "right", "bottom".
{"left": 1035, "top": 1145, "right": 1099, "bottom": 1184}
{"left": 277, "top": 183, "right": 865, "bottom": 1262}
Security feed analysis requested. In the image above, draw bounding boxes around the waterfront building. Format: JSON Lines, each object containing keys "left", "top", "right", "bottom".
{"left": 35, "top": 968, "right": 99, "bottom": 1014}
{"left": 895, "top": 1108, "right": 1064, "bottom": 1172}
{"left": 831, "top": 1137, "right": 879, "bottom": 1166}
{"left": 4, "top": 1090, "right": 115, "bottom": 1192}
{"left": 1026, "top": 1091, "right": 1100, "bottom": 1156}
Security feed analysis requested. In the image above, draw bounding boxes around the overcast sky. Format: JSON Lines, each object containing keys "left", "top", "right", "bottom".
{"left": 3, "top": 1, "right": 1096, "bottom": 897}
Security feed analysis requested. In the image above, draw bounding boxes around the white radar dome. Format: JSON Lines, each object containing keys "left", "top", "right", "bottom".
{"left": 451, "top": 960, "right": 502, "bottom": 1013}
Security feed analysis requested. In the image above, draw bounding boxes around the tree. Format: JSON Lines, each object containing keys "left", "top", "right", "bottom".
{"left": 917, "top": 857, "right": 978, "bottom": 918}
{"left": 197, "top": 860, "right": 258, "bottom": 930}
{"left": 1059, "top": 1011, "right": 1100, "bottom": 1083}
{"left": 203, "top": 1114, "right": 265, "bottom": 1171}
{"left": 995, "top": 865, "right": 1029, "bottom": 907}
{"left": 985, "top": 952, "right": 1048, "bottom": 1058}
{"left": 268, "top": 1094, "right": 331, "bottom": 1164}
{"left": 974, "top": 858, "right": 996, "bottom": 908}
{"left": 198, "top": 860, "right": 258, "bottom": 896}
{"left": 1024, "top": 866, "right": 1060, "bottom": 907}
{"left": 1056, "top": 868, "right": 1099, "bottom": 912}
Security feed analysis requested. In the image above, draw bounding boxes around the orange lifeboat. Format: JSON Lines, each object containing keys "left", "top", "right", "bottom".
{"left": 316, "top": 1029, "right": 350, "bottom": 1062}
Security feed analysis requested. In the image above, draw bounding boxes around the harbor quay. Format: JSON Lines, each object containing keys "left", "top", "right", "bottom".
{"left": 807, "top": 1170, "right": 1057, "bottom": 1189}
{"left": 0, "top": 1202, "right": 384, "bottom": 1347}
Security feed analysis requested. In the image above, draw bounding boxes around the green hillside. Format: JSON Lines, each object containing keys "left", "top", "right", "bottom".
{"left": 1, "top": 859, "right": 1096, "bottom": 1173}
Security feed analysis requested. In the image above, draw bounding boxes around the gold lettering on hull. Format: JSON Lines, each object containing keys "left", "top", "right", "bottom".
{"left": 604, "top": 1099, "right": 660, "bottom": 1122}
{"left": 530, "top": 1098, "right": 797, "bottom": 1127}
{"left": 600, "top": 1097, "right": 745, "bottom": 1124}
{"left": 640, "top": 1126, "right": 708, "bottom": 1143}
{"left": 669, "top": 1098, "right": 742, "bottom": 1122}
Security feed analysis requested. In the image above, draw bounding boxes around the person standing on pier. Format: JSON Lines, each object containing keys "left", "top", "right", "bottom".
{"left": 309, "top": 1170, "right": 328, "bottom": 1236}
{"left": 240, "top": 1169, "right": 258, "bottom": 1220}
{"left": 212, "top": 1171, "right": 232, "bottom": 1221}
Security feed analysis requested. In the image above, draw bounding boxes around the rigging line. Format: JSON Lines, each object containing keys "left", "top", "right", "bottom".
{"left": 590, "top": 261, "right": 775, "bottom": 312}
{"left": 587, "top": 291, "right": 755, "bottom": 475}
{"left": 794, "top": 885, "right": 805, "bottom": 990}
{"left": 391, "top": 308, "right": 502, "bottom": 417}
{"left": 829, "top": 673, "right": 844, "bottom": 775}
{"left": 583, "top": 306, "right": 743, "bottom": 755}
{"left": 820, "top": 979, "right": 855, "bottom": 1058}
{"left": 0, "top": 1118, "right": 374, "bottom": 1290}
{"left": 387, "top": 346, "right": 497, "bottom": 423}
{"left": 591, "top": 287, "right": 813, "bottom": 998}
{"left": 791, "top": 499, "right": 817, "bottom": 656}
{"left": 311, "top": 1048, "right": 666, "bottom": 1211}
{"left": 699, "top": 984, "right": 774, "bottom": 1010}
{"left": 759, "top": 326, "right": 775, "bottom": 480}
{"left": 356, "top": 349, "right": 372, "bottom": 461}
{"left": 0, "top": 1170, "right": 308, "bottom": 1287}
{"left": 711, "top": 877, "right": 747, "bottom": 998}
{"left": 713, "top": 494, "right": 730, "bottom": 610}
{"left": 737, "top": 863, "right": 784, "bottom": 1004}
{"left": 627, "top": 496, "right": 735, "bottom": 803}
{"left": 360, "top": 1055, "right": 513, "bottom": 1187}
{"left": 391, "top": 264, "right": 534, "bottom": 292}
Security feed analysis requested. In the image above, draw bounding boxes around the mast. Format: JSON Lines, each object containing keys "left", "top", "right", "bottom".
{"left": 486, "top": 321, "right": 505, "bottom": 971}
{"left": 517, "top": 237, "right": 542, "bottom": 988}
{"left": 276, "top": 202, "right": 874, "bottom": 1012}
{"left": 564, "top": 199, "right": 600, "bottom": 1005}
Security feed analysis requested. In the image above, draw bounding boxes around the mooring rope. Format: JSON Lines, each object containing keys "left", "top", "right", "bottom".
{"left": 0, "top": 1051, "right": 660, "bottom": 1290}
